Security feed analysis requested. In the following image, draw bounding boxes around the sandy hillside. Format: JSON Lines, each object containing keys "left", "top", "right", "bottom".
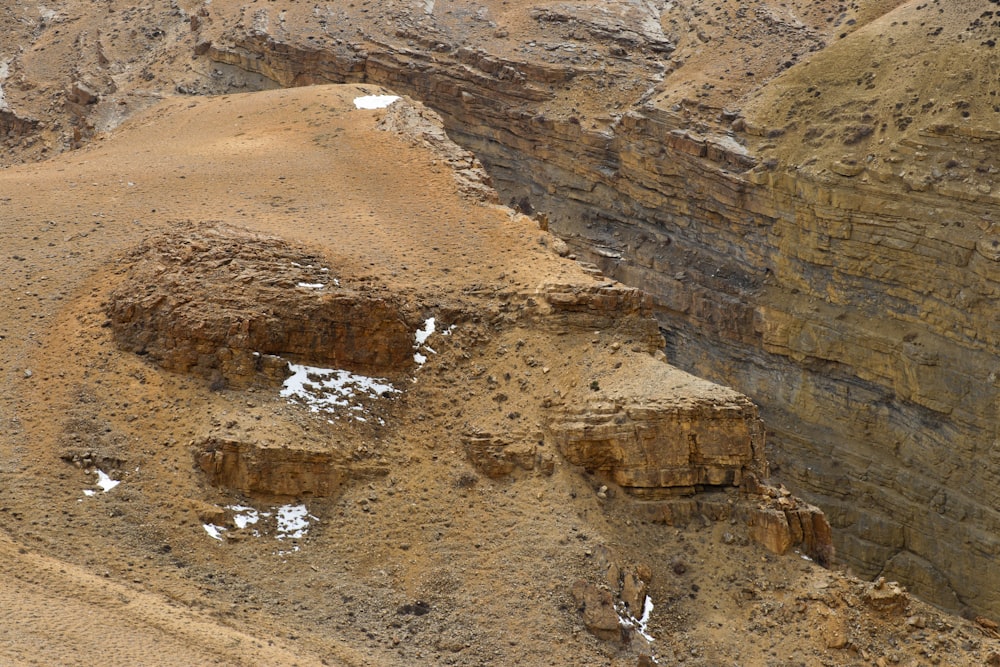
{"left": 0, "top": 82, "right": 997, "bottom": 666}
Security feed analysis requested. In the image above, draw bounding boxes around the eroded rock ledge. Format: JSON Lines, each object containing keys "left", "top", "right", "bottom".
{"left": 106, "top": 215, "right": 830, "bottom": 562}
{"left": 190, "top": 7, "right": 1000, "bottom": 615}
{"left": 107, "top": 223, "right": 415, "bottom": 389}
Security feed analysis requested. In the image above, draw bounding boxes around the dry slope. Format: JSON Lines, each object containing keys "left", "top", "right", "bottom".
{"left": 0, "top": 78, "right": 997, "bottom": 666}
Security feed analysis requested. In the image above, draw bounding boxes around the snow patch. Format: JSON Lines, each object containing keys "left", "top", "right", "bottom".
{"left": 229, "top": 505, "right": 260, "bottom": 531}
{"left": 413, "top": 317, "right": 445, "bottom": 366}
{"left": 203, "top": 523, "right": 226, "bottom": 541}
{"left": 95, "top": 470, "right": 120, "bottom": 492}
{"left": 617, "top": 595, "right": 655, "bottom": 643}
{"left": 275, "top": 503, "right": 316, "bottom": 540}
{"left": 281, "top": 362, "right": 397, "bottom": 420}
{"left": 202, "top": 502, "right": 317, "bottom": 551}
{"left": 353, "top": 95, "right": 400, "bottom": 110}
{"left": 415, "top": 317, "right": 436, "bottom": 345}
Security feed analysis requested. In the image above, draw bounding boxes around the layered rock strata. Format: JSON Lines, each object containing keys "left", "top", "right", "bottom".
{"left": 546, "top": 376, "right": 763, "bottom": 495}
{"left": 195, "top": 436, "right": 387, "bottom": 498}
{"left": 107, "top": 223, "right": 414, "bottom": 388}
{"left": 192, "top": 3, "right": 1000, "bottom": 616}
{"left": 459, "top": 274, "right": 831, "bottom": 562}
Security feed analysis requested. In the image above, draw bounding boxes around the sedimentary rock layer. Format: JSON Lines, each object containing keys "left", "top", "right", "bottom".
{"left": 107, "top": 223, "right": 414, "bottom": 388}
{"left": 195, "top": 5, "right": 1000, "bottom": 617}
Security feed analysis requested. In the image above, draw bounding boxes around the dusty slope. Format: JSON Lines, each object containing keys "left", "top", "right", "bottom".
{"left": 744, "top": 0, "right": 1000, "bottom": 185}
{"left": 2, "top": 0, "right": 1000, "bottom": 662}
{"left": 0, "top": 81, "right": 998, "bottom": 666}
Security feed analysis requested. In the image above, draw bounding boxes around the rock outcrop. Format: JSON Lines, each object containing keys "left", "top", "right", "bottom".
{"left": 195, "top": 436, "right": 387, "bottom": 498}
{"left": 184, "top": 1, "right": 1000, "bottom": 616}
{"left": 546, "top": 375, "right": 763, "bottom": 496}
{"left": 107, "top": 223, "right": 414, "bottom": 388}
{"left": 455, "top": 269, "right": 831, "bottom": 561}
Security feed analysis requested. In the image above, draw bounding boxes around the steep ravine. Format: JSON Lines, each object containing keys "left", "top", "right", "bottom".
{"left": 191, "top": 2, "right": 1000, "bottom": 618}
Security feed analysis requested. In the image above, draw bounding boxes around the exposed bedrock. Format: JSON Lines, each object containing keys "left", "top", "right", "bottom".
{"left": 195, "top": 436, "right": 387, "bottom": 498}
{"left": 107, "top": 223, "right": 415, "bottom": 389}
{"left": 199, "top": 15, "right": 1000, "bottom": 615}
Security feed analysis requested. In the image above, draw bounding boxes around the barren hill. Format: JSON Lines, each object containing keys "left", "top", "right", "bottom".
{"left": 2, "top": 0, "right": 1000, "bottom": 665}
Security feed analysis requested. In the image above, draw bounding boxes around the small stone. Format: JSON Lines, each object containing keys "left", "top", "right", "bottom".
{"left": 23, "top": 369, "right": 32, "bottom": 378}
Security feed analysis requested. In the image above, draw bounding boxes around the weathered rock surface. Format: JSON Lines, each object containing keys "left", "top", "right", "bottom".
{"left": 546, "top": 374, "right": 763, "bottom": 495}
{"left": 195, "top": 436, "right": 386, "bottom": 497}
{"left": 107, "top": 223, "right": 415, "bottom": 388}
{"left": 454, "top": 268, "right": 831, "bottom": 560}
{"left": 171, "top": 0, "right": 1000, "bottom": 616}
{"left": 3, "top": 55, "right": 1000, "bottom": 665}
{"left": 571, "top": 579, "right": 624, "bottom": 642}
{"left": 376, "top": 98, "right": 498, "bottom": 204}
{"left": 461, "top": 429, "right": 554, "bottom": 479}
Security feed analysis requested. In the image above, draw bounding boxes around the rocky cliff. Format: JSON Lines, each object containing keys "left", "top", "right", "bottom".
{"left": 0, "top": 0, "right": 996, "bottom": 620}
{"left": 170, "top": 0, "right": 1000, "bottom": 617}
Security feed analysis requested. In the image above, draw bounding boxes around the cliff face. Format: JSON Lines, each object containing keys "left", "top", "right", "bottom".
{"left": 0, "top": 0, "right": 995, "bottom": 620}
{"left": 184, "top": 1, "right": 1000, "bottom": 617}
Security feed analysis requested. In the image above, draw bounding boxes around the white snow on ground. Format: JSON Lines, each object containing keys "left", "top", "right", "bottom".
{"left": 617, "top": 596, "right": 656, "bottom": 643}
{"left": 353, "top": 95, "right": 400, "bottom": 109}
{"left": 228, "top": 505, "right": 260, "bottom": 530}
{"left": 638, "top": 595, "right": 654, "bottom": 641}
{"left": 280, "top": 362, "right": 398, "bottom": 420}
{"left": 413, "top": 317, "right": 443, "bottom": 366}
{"left": 95, "top": 470, "right": 120, "bottom": 492}
{"left": 201, "top": 502, "right": 317, "bottom": 552}
{"left": 203, "top": 524, "right": 225, "bottom": 541}
{"left": 275, "top": 504, "right": 316, "bottom": 539}
{"left": 415, "top": 317, "right": 436, "bottom": 345}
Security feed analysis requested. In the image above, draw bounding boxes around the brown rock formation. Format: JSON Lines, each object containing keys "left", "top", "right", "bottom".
{"left": 163, "top": 0, "right": 1000, "bottom": 616}
{"left": 546, "top": 374, "right": 763, "bottom": 495}
{"left": 0, "top": 50, "right": 996, "bottom": 663}
{"left": 107, "top": 223, "right": 415, "bottom": 388}
{"left": 195, "top": 436, "right": 387, "bottom": 497}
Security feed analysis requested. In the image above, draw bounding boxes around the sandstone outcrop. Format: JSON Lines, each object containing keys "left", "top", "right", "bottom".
{"left": 454, "top": 268, "right": 831, "bottom": 561}
{"left": 461, "top": 429, "right": 554, "bottom": 479}
{"left": 547, "top": 387, "right": 763, "bottom": 496}
{"left": 195, "top": 436, "right": 387, "bottom": 498}
{"left": 175, "top": 1, "right": 1000, "bottom": 616}
{"left": 5, "top": 42, "right": 1000, "bottom": 663}
{"left": 107, "top": 223, "right": 415, "bottom": 389}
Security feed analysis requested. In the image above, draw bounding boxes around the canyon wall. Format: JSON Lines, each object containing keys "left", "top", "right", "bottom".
{"left": 197, "top": 17, "right": 1000, "bottom": 616}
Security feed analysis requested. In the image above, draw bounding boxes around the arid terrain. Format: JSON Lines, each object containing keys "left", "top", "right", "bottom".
{"left": 1, "top": 1, "right": 1000, "bottom": 666}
